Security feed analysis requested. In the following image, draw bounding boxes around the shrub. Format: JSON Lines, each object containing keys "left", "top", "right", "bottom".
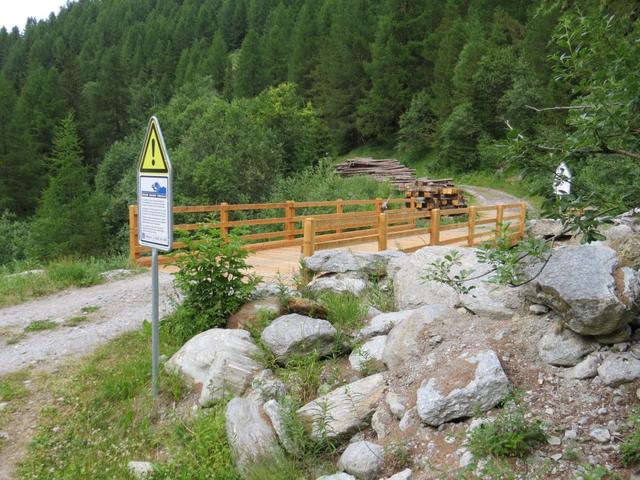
{"left": 165, "top": 228, "right": 258, "bottom": 343}
{"left": 620, "top": 408, "right": 640, "bottom": 466}
{"left": 0, "top": 210, "right": 29, "bottom": 266}
{"left": 468, "top": 407, "right": 547, "bottom": 458}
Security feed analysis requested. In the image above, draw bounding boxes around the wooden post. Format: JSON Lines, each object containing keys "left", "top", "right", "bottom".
{"left": 128, "top": 205, "right": 138, "bottom": 264}
{"left": 285, "top": 201, "right": 295, "bottom": 240}
{"left": 375, "top": 198, "right": 382, "bottom": 215}
{"left": 410, "top": 197, "right": 417, "bottom": 228}
{"left": 336, "top": 199, "right": 344, "bottom": 234}
{"left": 303, "top": 218, "right": 316, "bottom": 257}
{"left": 518, "top": 202, "right": 527, "bottom": 240}
{"left": 220, "top": 202, "right": 229, "bottom": 237}
{"left": 495, "top": 204, "right": 505, "bottom": 240}
{"left": 430, "top": 208, "right": 440, "bottom": 245}
{"left": 378, "top": 213, "right": 388, "bottom": 251}
{"left": 467, "top": 205, "right": 477, "bottom": 246}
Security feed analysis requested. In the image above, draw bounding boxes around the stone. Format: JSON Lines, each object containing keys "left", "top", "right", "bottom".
{"left": 225, "top": 397, "right": 282, "bottom": 473}
{"left": 527, "top": 244, "right": 639, "bottom": 336}
{"left": 245, "top": 369, "right": 286, "bottom": 404}
{"left": 416, "top": 350, "right": 510, "bottom": 426}
{"left": 165, "top": 329, "right": 261, "bottom": 406}
{"left": 287, "top": 297, "right": 328, "bottom": 319}
{"left": 263, "top": 399, "right": 296, "bottom": 454}
{"left": 589, "top": 427, "right": 611, "bottom": 443}
{"left": 526, "top": 219, "right": 564, "bottom": 239}
{"left": 349, "top": 335, "right": 387, "bottom": 373}
{"left": 597, "top": 353, "right": 640, "bottom": 386}
{"left": 459, "top": 449, "right": 474, "bottom": 468}
{"left": 391, "top": 246, "right": 523, "bottom": 318}
{"left": 529, "top": 304, "right": 550, "bottom": 315}
{"left": 618, "top": 236, "right": 640, "bottom": 270}
{"left": 355, "top": 310, "right": 415, "bottom": 341}
{"left": 383, "top": 305, "right": 461, "bottom": 371}
{"left": 387, "top": 469, "right": 412, "bottom": 480}
{"left": 316, "top": 474, "right": 357, "bottom": 480}
{"left": 128, "top": 461, "right": 154, "bottom": 479}
{"left": 371, "top": 404, "right": 394, "bottom": 440}
{"left": 251, "top": 282, "right": 294, "bottom": 299}
{"left": 538, "top": 328, "right": 597, "bottom": 367}
{"left": 570, "top": 352, "right": 606, "bottom": 380}
{"left": 307, "top": 273, "right": 368, "bottom": 296}
{"left": 386, "top": 392, "right": 407, "bottom": 419}
{"left": 564, "top": 429, "right": 578, "bottom": 440}
{"left": 0, "top": 402, "right": 8, "bottom": 412}
{"left": 226, "top": 296, "right": 283, "bottom": 329}
{"left": 304, "top": 249, "right": 405, "bottom": 275}
{"left": 548, "top": 436, "right": 562, "bottom": 446}
{"left": 399, "top": 407, "right": 419, "bottom": 432}
{"left": 261, "top": 314, "right": 337, "bottom": 360}
{"left": 366, "top": 306, "right": 383, "bottom": 320}
{"left": 297, "top": 373, "right": 385, "bottom": 440}
{"left": 594, "top": 325, "right": 632, "bottom": 344}
{"left": 337, "top": 440, "right": 384, "bottom": 480}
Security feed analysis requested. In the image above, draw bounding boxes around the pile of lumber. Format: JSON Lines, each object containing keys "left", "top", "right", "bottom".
{"left": 335, "top": 157, "right": 416, "bottom": 188}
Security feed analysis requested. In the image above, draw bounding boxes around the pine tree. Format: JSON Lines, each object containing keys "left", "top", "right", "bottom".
{"left": 28, "top": 114, "right": 104, "bottom": 261}
{"left": 207, "top": 30, "right": 227, "bottom": 92}
{"left": 287, "top": 0, "right": 320, "bottom": 94}
{"left": 234, "top": 30, "right": 266, "bottom": 98}
{"left": 262, "top": 3, "right": 292, "bottom": 87}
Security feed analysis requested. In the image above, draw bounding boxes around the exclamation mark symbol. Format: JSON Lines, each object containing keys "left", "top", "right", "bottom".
{"left": 151, "top": 139, "right": 156, "bottom": 167}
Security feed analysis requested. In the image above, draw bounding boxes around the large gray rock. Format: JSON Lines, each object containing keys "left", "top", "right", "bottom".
{"left": 537, "top": 328, "right": 598, "bottom": 367}
{"left": 355, "top": 310, "right": 415, "bottom": 341}
{"left": 391, "top": 247, "right": 523, "bottom": 318}
{"left": 165, "top": 329, "right": 262, "bottom": 406}
{"left": 304, "top": 249, "right": 405, "bottom": 275}
{"left": 337, "top": 440, "right": 384, "bottom": 480}
{"left": 307, "top": 274, "right": 368, "bottom": 296}
{"left": 261, "top": 314, "right": 337, "bottom": 359}
{"left": 387, "top": 470, "right": 412, "bottom": 480}
{"left": 569, "top": 352, "right": 606, "bottom": 380}
{"left": 416, "top": 350, "right": 509, "bottom": 426}
{"left": 382, "top": 305, "right": 460, "bottom": 371}
{"left": 527, "top": 244, "right": 639, "bottom": 335}
{"left": 245, "top": 369, "right": 287, "bottom": 404}
{"left": 349, "top": 335, "right": 387, "bottom": 373}
{"left": 263, "top": 399, "right": 296, "bottom": 455}
{"left": 597, "top": 353, "right": 640, "bottom": 386}
{"left": 225, "top": 397, "right": 282, "bottom": 473}
{"left": 526, "top": 219, "right": 564, "bottom": 239}
{"left": 297, "top": 373, "right": 386, "bottom": 440}
{"left": 595, "top": 325, "right": 632, "bottom": 344}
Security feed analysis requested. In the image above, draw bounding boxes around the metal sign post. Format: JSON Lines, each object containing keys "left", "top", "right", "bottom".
{"left": 137, "top": 116, "right": 173, "bottom": 399}
{"left": 553, "top": 162, "right": 572, "bottom": 196}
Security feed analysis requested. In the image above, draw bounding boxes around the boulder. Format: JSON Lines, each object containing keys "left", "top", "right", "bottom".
{"left": 391, "top": 247, "right": 523, "bottom": 318}
{"left": 371, "top": 404, "right": 394, "bottom": 440}
{"left": 297, "top": 373, "right": 386, "bottom": 440}
{"left": 287, "top": 297, "right": 328, "bottom": 319}
{"left": 387, "top": 469, "right": 413, "bottom": 480}
{"left": 307, "top": 273, "right": 368, "bottom": 296}
{"left": 569, "top": 352, "right": 606, "bottom": 380}
{"left": 527, "top": 244, "right": 638, "bottom": 335}
{"left": 165, "top": 329, "right": 261, "bottom": 406}
{"left": 537, "top": 328, "right": 598, "bottom": 367}
{"left": 526, "top": 219, "right": 564, "bottom": 239}
{"left": 226, "top": 296, "right": 283, "bottom": 329}
{"left": 225, "top": 397, "right": 282, "bottom": 473}
{"left": 263, "top": 399, "right": 296, "bottom": 455}
{"left": 245, "top": 369, "right": 287, "bottom": 404}
{"left": 383, "top": 305, "right": 460, "bottom": 371}
{"left": 597, "top": 353, "right": 640, "bottom": 386}
{"left": 304, "top": 249, "right": 405, "bottom": 275}
{"left": 416, "top": 350, "right": 509, "bottom": 426}
{"left": 349, "top": 335, "right": 387, "bottom": 373}
{"left": 355, "top": 310, "right": 415, "bottom": 341}
{"left": 595, "top": 325, "right": 632, "bottom": 344}
{"left": 386, "top": 392, "right": 407, "bottom": 419}
{"left": 251, "top": 282, "right": 295, "bottom": 299}
{"left": 261, "top": 314, "right": 337, "bottom": 360}
{"left": 337, "top": 440, "right": 384, "bottom": 480}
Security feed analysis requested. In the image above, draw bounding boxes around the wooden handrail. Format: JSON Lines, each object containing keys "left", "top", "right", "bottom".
{"left": 128, "top": 199, "right": 527, "bottom": 264}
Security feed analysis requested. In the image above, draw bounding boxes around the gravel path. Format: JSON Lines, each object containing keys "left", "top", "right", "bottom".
{"left": 460, "top": 185, "right": 537, "bottom": 213}
{"left": 0, "top": 272, "right": 176, "bottom": 375}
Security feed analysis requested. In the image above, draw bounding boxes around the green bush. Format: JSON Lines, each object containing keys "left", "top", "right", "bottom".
{"left": 164, "top": 228, "right": 258, "bottom": 343}
{"left": 468, "top": 406, "right": 547, "bottom": 458}
{"left": 0, "top": 210, "right": 29, "bottom": 266}
{"left": 620, "top": 408, "right": 640, "bottom": 466}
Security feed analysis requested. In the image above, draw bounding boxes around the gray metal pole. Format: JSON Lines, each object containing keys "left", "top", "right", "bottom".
{"left": 151, "top": 248, "right": 159, "bottom": 399}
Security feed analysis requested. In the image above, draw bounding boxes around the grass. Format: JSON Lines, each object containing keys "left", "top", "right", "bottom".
{"left": 620, "top": 407, "right": 640, "bottom": 467}
{"left": 81, "top": 306, "right": 101, "bottom": 314}
{"left": 24, "top": 320, "right": 58, "bottom": 332}
{"left": 0, "top": 371, "right": 30, "bottom": 401}
{"left": 0, "top": 256, "right": 135, "bottom": 307}
{"left": 63, "top": 316, "right": 90, "bottom": 327}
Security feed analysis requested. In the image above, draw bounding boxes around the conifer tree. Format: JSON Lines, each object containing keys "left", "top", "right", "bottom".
{"left": 234, "top": 29, "right": 266, "bottom": 98}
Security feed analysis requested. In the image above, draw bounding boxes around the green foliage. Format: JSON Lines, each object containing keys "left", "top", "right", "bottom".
{"left": 318, "top": 291, "right": 367, "bottom": 336}
{"left": 24, "top": 320, "right": 57, "bottom": 332}
{"left": 576, "top": 465, "right": 622, "bottom": 480}
{"left": 397, "top": 90, "right": 437, "bottom": 153}
{"left": 0, "top": 210, "right": 29, "bottom": 265}
{"left": 422, "top": 250, "right": 476, "bottom": 296}
{"left": 620, "top": 408, "right": 640, "bottom": 467}
{"left": 438, "top": 102, "right": 481, "bottom": 171}
{"left": 468, "top": 406, "right": 547, "bottom": 459}
{"left": 0, "top": 371, "right": 29, "bottom": 401}
{"left": 165, "top": 228, "right": 258, "bottom": 343}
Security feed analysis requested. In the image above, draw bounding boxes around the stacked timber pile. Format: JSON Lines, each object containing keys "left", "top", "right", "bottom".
{"left": 335, "top": 157, "right": 416, "bottom": 188}
{"left": 405, "top": 177, "right": 467, "bottom": 210}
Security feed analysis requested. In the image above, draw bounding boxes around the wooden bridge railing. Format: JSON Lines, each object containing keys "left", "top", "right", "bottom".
{"left": 128, "top": 199, "right": 526, "bottom": 266}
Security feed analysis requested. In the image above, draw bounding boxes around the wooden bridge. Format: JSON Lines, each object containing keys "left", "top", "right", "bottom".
{"left": 128, "top": 198, "right": 526, "bottom": 281}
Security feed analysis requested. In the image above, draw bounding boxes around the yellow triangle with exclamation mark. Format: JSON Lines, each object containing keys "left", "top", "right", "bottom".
{"left": 139, "top": 122, "right": 168, "bottom": 173}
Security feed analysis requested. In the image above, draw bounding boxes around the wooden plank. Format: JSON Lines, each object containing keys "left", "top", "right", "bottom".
{"left": 475, "top": 218, "right": 497, "bottom": 226}
{"left": 438, "top": 222, "right": 468, "bottom": 232}
{"left": 173, "top": 205, "right": 222, "bottom": 213}
{"left": 246, "top": 239, "right": 303, "bottom": 251}
{"left": 226, "top": 202, "right": 287, "bottom": 211}
{"left": 316, "top": 234, "right": 379, "bottom": 250}
{"left": 439, "top": 234, "right": 471, "bottom": 246}
{"left": 315, "top": 227, "right": 378, "bottom": 243}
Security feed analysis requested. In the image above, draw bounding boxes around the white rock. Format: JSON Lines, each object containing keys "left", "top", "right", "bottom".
{"left": 307, "top": 274, "right": 368, "bottom": 296}
{"left": 589, "top": 427, "right": 611, "bottom": 443}
{"left": 387, "top": 468, "right": 412, "bottom": 480}
{"left": 570, "top": 352, "right": 606, "bottom": 380}
{"left": 355, "top": 310, "right": 415, "bottom": 341}
{"left": 245, "top": 369, "right": 287, "bottom": 404}
{"left": 597, "top": 353, "right": 640, "bottom": 386}
{"left": 165, "top": 329, "right": 262, "bottom": 406}
{"left": 399, "top": 407, "right": 418, "bottom": 432}
{"left": 386, "top": 392, "right": 407, "bottom": 419}
{"left": 538, "top": 328, "right": 597, "bottom": 367}
{"left": 0, "top": 402, "right": 8, "bottom": 412}
{"left": 128, "top": 461, "right": 154, "bottom": 479}
{"left": 263, "top": 399, "right": 295, "bottom": 455}
{"left": 416, "top": 350, "right": 509, "bottom": 426}
{"left": 529, "top": 304, "right": 550, "bottom": 315}
{"left": 548, "top": 436, "right": 562, "bottom": 446}
{"left": 316, "top": 474, "right": 357, "bottom": 480}
{"left": 371, "top": 405, "right": 393, "bottom": 440}
{"left": 261, "top": 314, "right": 337, "bottom": 359}
{"left": 459, "top": 448, "right": 474, "bottom": 468}
{"left": 338, "top": 440, "right": 384, "bottom": 480}
{"left": 349, "top": 335, "right": 387, "bottom": 373}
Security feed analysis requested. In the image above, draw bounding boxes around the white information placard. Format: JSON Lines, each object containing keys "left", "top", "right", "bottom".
{"left": 139, "top": 175, "right": 171, "bottom": 249}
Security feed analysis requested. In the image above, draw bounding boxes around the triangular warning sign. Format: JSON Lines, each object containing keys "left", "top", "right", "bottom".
{"left": 139, "top": 119, "right": 169, "bottom": 173}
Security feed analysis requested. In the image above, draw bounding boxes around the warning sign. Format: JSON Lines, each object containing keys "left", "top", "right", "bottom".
{"left": 137, "top": 117, "right": 173, "bottom": 251}
{"left": 139, "top": 120, "right": 169, "bottom": 173}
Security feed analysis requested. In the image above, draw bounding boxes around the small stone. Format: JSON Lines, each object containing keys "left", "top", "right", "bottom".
{"left": 0, "top": 402, "right": 8, "bottom": 412}
{"left": 386, "top": 392, "right": 407, "bottom": 419}
{"left": 589, "top": 427, "right": 611, "bottom": 443}
{"left": 387, "top": 468, "right": 412, "bottom": 480}
{"left": 459, "top": 449, "right": 474, "bottom": 468}
{"left": 316, "top": 474, "right": 357, "bottom": 480}
{"left": 399, "top": 407, "right": 418, "bottom": 432}
{"left": 338, "top": 441, "right": 384, "bottom": 480}
{"left": 0, "top": 431, "right": 9, "bottom": 440}
{"left": 428, "top": 334, "right": 443, "bottom": 347}
{"left": 128, "top": 461, "right": 154, "bottom": 479}
{"left": 551, "top": 453, "right": 563, "bottom": 461}
{"left": 530, "top": 304, "right": 550, "bottom": 315}
{"left": 548, "top": 436, "right": 562, "bottom": 446}
{"left": 612, "top": 342, "right": 630, "bottom": 352}
{"left": 607, "top": 420, "right": 617, "bottom": 434}
{"left": 564, "top": 429, "right": 577, "bottom": 440}
{"left": 597, "top": 407, "right": 608, "bottom": 415}
{"left": 636, "top": 387, "right": 640, "bottom": 400}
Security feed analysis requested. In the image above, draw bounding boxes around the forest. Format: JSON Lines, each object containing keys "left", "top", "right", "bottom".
{"left": 0, "top": 0, "right": 638, "bottom": 264}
